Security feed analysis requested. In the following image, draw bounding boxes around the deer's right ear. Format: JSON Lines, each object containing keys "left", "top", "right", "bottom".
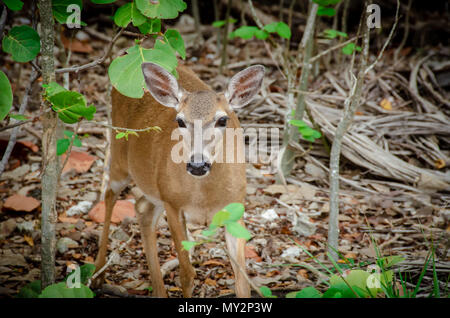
{"left": 142, "top": 63, "right": 182, "bottom": 109}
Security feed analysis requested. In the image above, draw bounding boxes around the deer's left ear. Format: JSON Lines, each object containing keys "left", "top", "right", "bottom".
{"left": 225, "top": 65, "right": 265, "bottom": 109}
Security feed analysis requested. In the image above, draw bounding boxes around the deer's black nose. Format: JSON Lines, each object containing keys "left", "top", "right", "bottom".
{"left": 187, "top": 155, "right": 211, "bottom": 176}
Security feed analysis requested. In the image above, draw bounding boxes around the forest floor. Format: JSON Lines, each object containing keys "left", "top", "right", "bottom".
{"left": 0, "top": 5, "right": 449, "bottom": 298}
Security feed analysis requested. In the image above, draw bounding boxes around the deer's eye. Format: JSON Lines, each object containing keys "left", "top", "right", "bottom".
{"left": 176, "top": 118, "right": 186, "bottom": 128}
{"left": 215, "top": 116, "right": 229, "bottom": 128}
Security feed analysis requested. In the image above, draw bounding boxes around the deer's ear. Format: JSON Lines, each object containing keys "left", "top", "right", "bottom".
{"left": 225, "top": 65, "right": 265, "bottom": 109}
{"left": 142, "top": 63, "right": 182, "bottom": 109}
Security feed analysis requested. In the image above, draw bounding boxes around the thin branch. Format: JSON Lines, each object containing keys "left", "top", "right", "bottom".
{"left": 55, "top": 28, "right": 123, "bottom": 74}
{"left": 0, "top": 70, "right": 39, "bottom": 176}
{"left": 0, "top": 4, "right": 7, "bottom": 48}
{"left": 0, "top": 119, "right": 32, "bottom": 132}
{"left": 309, "top": 35, "right": 361, "bottom": 64}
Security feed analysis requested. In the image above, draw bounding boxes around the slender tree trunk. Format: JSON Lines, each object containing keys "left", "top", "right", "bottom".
{"left": 219, "top": 0, "right": 232, "bottom": 74}
{"left": 39, "top": 0, "right": 58, "bottom": 288}
{"left": 191, "top": 0, "right": 201, "bottom": 39}
{"left": 328, "top": 3, "right": 370, "bottom": 260}
{"left": 278, "top": 2, "right": 318, "bottom": 179}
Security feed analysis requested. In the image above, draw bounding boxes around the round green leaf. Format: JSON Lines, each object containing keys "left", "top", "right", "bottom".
{"left": 114, "top": 2, "right": 147, "bottom": 27}
{"left": 225, "top": 222, "right": 252, "bottom": 240}
{"left": 0, "top": 71, "right": 13, "bottom": 121}
{"left": 38, "top": 282, "right": 94, "bottom": 298}
{"left": 2, "top": 25, "right": 40, "bottom": 63}
{"left": 47, "top": 91, "right": 96, "bottom": 124}
{"left": 3, "top": 0, "right": 24, "bottom": 11}
{"left": 293, "top": 286, "right": 322, "bottom": 298}
{"left": 135, "top": 0, "right": 187, "bottom": 19}
{"left": 108, "top": 42, "right": 178, "bottom": 98}
{"left": 52, "top": 0, "right": 83, "bottom": 25}
{"left": 223, "top": 203, "right": 245, "bottom": 222}
{"left": 254, "top": 29, "right": 269, "bottom": 40}
{"left": 231, "top": 26, "right": 259, "bottom": 40}
{"left": 317, "top": 6, "right": 336, "bottom": 17}
{"left": 90, "top": 0, "right": 117, "bottom": 3}
{"left": 17, "top": 280, "right": 42, "bottom": 298}
{"left": 165, "top": 29, "right": 185, "bottom": 59}
{"left": 181, "top": 241, "right": 199, "bottom": 251}
{"left": 57, "top": 138, "right": 71, "bottom": 156}
{"left": 276, "top": 22, "right": 291, "bottom": 39}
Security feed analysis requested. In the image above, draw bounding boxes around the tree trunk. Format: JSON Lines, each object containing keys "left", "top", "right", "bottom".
{"left": 278, "top": 2, "right": 318, "bottom": 179}
{"left": 39, "top": 0, "right": 58, "bottom": 288}
{"left": 328, "top": 3, "right": 370, "bottom": 261}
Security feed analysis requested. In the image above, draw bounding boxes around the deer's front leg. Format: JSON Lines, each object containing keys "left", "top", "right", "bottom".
{"left": 165, "top": 204, "right": 196, "bottom": 297}
{"left": 135, "top": 196, "right": 167, "bottom": 297}
{"left": 225, "top": 219, "right": 251, "bottom": 298}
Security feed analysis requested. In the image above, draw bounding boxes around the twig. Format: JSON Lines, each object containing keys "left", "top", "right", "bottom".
{"left": 0, "top": 70, "right": 39, "bottom": 176}
{"left": 0, "top": 4, "right": 7, "bottom": 48}
{"left": 309, "top": 35, "right": 361, "bottom": 64}
{"left": 55, "top": 28, "right": 123, "bottom": 74}
{"left": 219, "top": 0, "right": 232, "bottom": 74}
{"left": 0, "top": 119, "right": 33, "bottom": 132}
{"left": 225, "top": 248, "right": 264, "bottom": 298}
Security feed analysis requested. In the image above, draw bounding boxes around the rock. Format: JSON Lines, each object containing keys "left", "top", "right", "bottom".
{"left": 0, "top": 250, "right": 27, "bottom": 266}
{"left": 2, "top": 164, "right": 30, "bottom": 179}
{"left": 280, "top": 246, "right": 302, "bottom": 263}
{"left": 305, "top": 162, "right": 326, "bottom": 180}
{"left": 0, "top": 219, "right": 16, "bottom": 239}
{"left": 89, "top": 200, "right": 135, "bottom": 224}
{"left": 111, "top": 227, "right": 130, "bottom": 242}
{"left": 3, "top": 194, "right": 40, "bottom": 212}
{"left": 17, "top": 220, "right": 35, "bottom": 233}
{"left": 57, "top": 237, "right": 79, "bottom": 254}
{"left": 260, "top": 209, "right": 278, "bottom": 222}
{"left": 66, "top": 201, "right": 93, "bottom": 216}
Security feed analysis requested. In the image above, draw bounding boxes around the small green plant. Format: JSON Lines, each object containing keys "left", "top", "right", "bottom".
{"left": 181, "top": 203, "right": 251, "bottom": 251}
{"left": 17, "top": 264, "right": 96, "bottom": 298}
{"left": 229, "top": 21, "right": 291, "bottom": 41}
{"left": 289, "top": 119, "right": 321, "bottom": 142}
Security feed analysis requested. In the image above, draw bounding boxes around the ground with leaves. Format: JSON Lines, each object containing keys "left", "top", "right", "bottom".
{"left": 0, "top": 2, "right": 449, "bottom": 298}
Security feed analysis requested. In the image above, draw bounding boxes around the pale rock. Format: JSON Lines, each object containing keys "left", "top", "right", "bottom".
{"left": 260, "top": 209, "right": 278, "bottom": 222}
{"left": 17, "top": 220, "right": 35, "bottom": 233}
{"left": 57, "top": 237, "right": 79, "bottom": 254}
{"left": 66, "top": 201, "right": 93, "bottom": 216}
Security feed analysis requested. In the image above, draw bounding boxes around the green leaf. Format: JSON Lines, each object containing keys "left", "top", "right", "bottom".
{"left": 114, "top": 1, "right": 147, "bottom": 27}
{"left": 230, "top": 26, "right": 259, "bottom": 40}
{"left": 223, "top": 203, "right": 245, "bottom": 223}
{"left": 379, "top": 255, "right": 405, "bottom": 269}
{"left": 164, "top": 29, "right": 185, "bottom": 59}
{"left": 225, "top": 222, "right": 252, "bottom": 240}
{"left": 342, "top": 42, "right": 358, "bottom": 55}
{"left": 323, "top": 29, "right": 348, "bottom": 39}
{"left": 210, "top": 210, "right": 231, "bottom": 229}
{"left": 47, "top": 91, "right": 96, "bottom": 124}
{"left": 181, "top": 240, "right": 199, "bottom": 251}
{"left": 292, "top": 286, "right": 322, "bottom": 298}
{"left": 138, "top": 18, "right": 161, "bottom": 34}
{"left": 289, "top": 119, "right": 308, "bottom": 128}
{"left": 43, "top": 82, "right": 67, "bottom": 97}
{"left": 115, "top": 132, "right": 126, "bottom": 139}
{"left": 275, "top": 22, "right": 291, "bottom": 39}
{"left": 90, "top": 0, "right": 117, "bottom": 3}
{"left": 57, "top": 138, "right": 71, "bottom": 156}
{"left": 79, "top": 264, "right": 96, "bottom": 285}
{"left": 135, "top": 0, "right": 187, "bottom": 19}
{"left": 263, "top": 22, "right": 278, "bottom": 33}
{"left": 52, "top": 0, "right": 84, "bottom": 25}
{"left": 9, "top": 114, "right": 29, "bottom": 121}
{"left": 39, "top": 282, "right": 94, "bottom": 298}
{"left": 254, "top": 29, "right": 269, "bottom": 40}
{"left": 260, "top": 286, "right": 276, "bottom": 298}
{"left": 0, "top": 70, "right": 13, "bottom": 121}
{"left": 212, "top": 18, "right": 236, "bottom": 28}
{"left": 17, "top": 280, "right": 42, "bottom": 298}
{"left": 2, "top": 25, "right": 40, "bottom": 63}
{"left": 298, "top": 127, "right": 315, "bottom": 137}
{"left": 108, "top": 42, "right": 178, "bottom": 98}
{"left": 317, "top": 6, "right": 336, "bottom": 17}
{"left": 2, "top": 0, "right": 24, "bottom": 11}
{"left": 313, "top": 0, "right": 341, "bottom": 5}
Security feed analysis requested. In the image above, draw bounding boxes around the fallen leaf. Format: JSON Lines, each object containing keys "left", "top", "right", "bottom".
{"left": 435, "top": 159, "right": 446, "bottom": 169}
{"left": 17, "top": 140, "right": 39, "bottom": 152}
{"left": 23, "top": 235, "right": 34, "bottom": 247}
{"left": 61, "top": 32, "right": 93, "bottom": 53}
{"left": 58, "top": 215, "right": 79, "bottom": 224}
{"left": 201, "top": 259, "right": 226, "bottom": 267}
{"left": 344, "top": 252, "right": 357, "bottom": 259}
{"left": 83, "top": 256, "right": 94, "bottom": 263}
{"left": 3, "top": 194, "right": 40, "bottom": 212}
{"left": 61, "top": 151, "right": 97, "bottom": 174}
{"left": 205, "top": 278, "right": 217, "bottom": 286}
{"left": 88, "top": 200, "right": 135, "bottom": 223}
{"left": 245, "top": 245, "right": 262, "bottom": 262}
{"left": 297, "top": 269, "right": 308, "bottom": 279}
{"left": 380, "top": 98, "right": 392, "bottom": 110}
